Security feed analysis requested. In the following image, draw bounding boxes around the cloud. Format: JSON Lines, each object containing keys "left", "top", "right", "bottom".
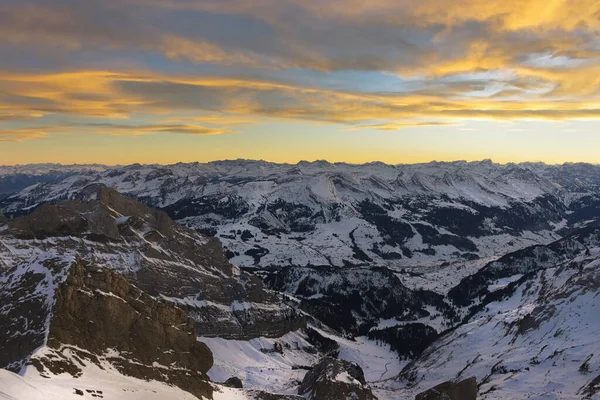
{"left": 2, "top": 69, "right": 600, "bottom": 139}
{"left": 101, "top": 0, "right": 600, "bottom": 76}
{"left": 158, "top": 114, "right": 256, "bottom": 125}
{"left": 0, "top": 1, "right": 599, "bottom": 115}
{"left": 0, "top": 112, "right": 44, "bottom": 121}
{"left": 0, "top": 1, "right": 265, "bottom": 68}
{"left": 0, "top": 126, "right": 59, "bottom": 142}
{"left": 2, "top": 0, "right": 599, "bottom": 77}
{"left": 75, "top": 123, "right": 235, "bottom": 136}
{"left": 2, "top": 0, "right": 600, "bottom": 139}
{"left": 0, "top": 120, "right": 234, "bottom": 142}
{"left": 345, "top": 121, "right": 457, "bottom": 131}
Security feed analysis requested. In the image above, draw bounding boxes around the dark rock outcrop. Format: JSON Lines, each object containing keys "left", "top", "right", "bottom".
{"left": 264, "top": 265, "right": 455, "bottom": 338}
{"left": 305, "top": 327, "right": 340, "bottom": 357}
{"left": 191, "top": 302, "right": 305, "bottom": 341}
{"left": 580, "top": 374, "right": 600, "bottom": 398}
{"left": 249, "top": 391, "right": 304, "bottom": 400}
{"left": 7, "top": 184, "right": 180, "bottom": 245}
{"left": 223, "top": 376, "right": 244, "bottom": 388}
{"left": 32, "top": 262, "right": 213, "bottom": 399}
{"left": 298, "top": 357, "right": 377, "bottom": 400}
{"left": 415, "top": 377, "right": 477, "bottom": 400}
{"left": 8, "top": 203, "right": 93, "bottom": 239}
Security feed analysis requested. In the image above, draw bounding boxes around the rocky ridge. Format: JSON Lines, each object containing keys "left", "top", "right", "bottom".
{"left": 298, "top": 357, "right": 378, "bottom": 400}
{"left": 0, "top": 184, "right": 304, "bottom": 344}
{"left": 415, "top": 377, "right": 477, "bottom": 400}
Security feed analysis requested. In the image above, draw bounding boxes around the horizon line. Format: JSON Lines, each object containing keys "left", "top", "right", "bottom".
{"left": 1, "top": 158, "right": 598, "bottom": 169}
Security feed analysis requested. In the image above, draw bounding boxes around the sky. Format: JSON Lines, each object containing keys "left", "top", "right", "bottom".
{"left": 1, "top": 0, "right": 600, "bottom": 165}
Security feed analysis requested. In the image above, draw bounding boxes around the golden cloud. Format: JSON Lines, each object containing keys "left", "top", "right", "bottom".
{"left": 0, "top": 121, "right": 234, "bottom": 142}
{"left": 1, "top": 68, "right": 600, "bottom": 142}
{"left": 0, "top": 126, "right": 60, "bottom": 142}
{"left": 2, "top": 0, "right": 599, "bottom": 78}
{"left": 76, "top": 123, "right": 235, "bottom": 136}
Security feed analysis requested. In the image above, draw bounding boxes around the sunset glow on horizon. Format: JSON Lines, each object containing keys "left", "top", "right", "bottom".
{"left": 1, "top": 0, "right": 600, "bottom": 165}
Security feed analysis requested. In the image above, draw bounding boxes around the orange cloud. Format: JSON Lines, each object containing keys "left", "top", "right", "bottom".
{"left": 0, "top": 126, "right": 60, "bottom": 142}
{"left": 0, "top": 120, "right": 234, "bottom": 142}
{"left": 0, "top": 69, "right": 600, "bottom": 133}
{"left": 2, "top": 68, "right": 600, "bottom": 141}
{"left": 1, "top": 0, "right": 598, "bottom": 78}
{"left": 76, "top": 123, "right": 235, "bottom": 136}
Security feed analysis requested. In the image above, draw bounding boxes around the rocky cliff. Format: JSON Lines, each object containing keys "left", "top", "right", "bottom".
{"left": 32, "top": 262, "right": 214, "bottom": 399}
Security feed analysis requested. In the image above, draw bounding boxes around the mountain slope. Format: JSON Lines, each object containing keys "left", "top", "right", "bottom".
{"left": 379, "top": 229, "right": 600, "bottom": 399}
{"left": 0, "top": 184, "right": 303, "bottom": 346}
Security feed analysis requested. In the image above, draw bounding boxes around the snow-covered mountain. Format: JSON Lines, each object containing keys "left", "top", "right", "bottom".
{"left": 3, "top": 160, "right": 600, "bottom": 270}
{"left": 1, "top": 161, "right": 600, "bottom": 399}
{"left": 0, "top": 185, "right": 313, "bottom": 399}
{"left": 378, "top": 227, "right": 600, "bottom": 399}
{"left": 0, "top": 164, "right": 107, "bottom": 197}
{"left": 0, "top": 164, "right": 108, "bottom": 177}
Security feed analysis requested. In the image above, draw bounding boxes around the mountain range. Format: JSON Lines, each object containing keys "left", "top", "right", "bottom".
{"left": 1, "top": 160, "right": 599, "bottom": 399}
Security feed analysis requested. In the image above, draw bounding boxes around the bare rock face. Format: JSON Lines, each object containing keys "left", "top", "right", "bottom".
{"left": 32, "top": 262, "right": 214, "bottom": 400}
{"left": 0, "top": 256, "right": 68, "bottom": 372}
{"left": 8, "top": 203, "right": 93, "bottom": 239}
{"left": 298, "top": 357, "right": 378, "bottom": 400}
{"left": 7, "top": 184, "right": 173, "bottom": 243}
{"left": 581, "top": 374, "right": 600, "bottom": 398}
{"left": 415, "top": 377, "right": 477, "bottom": 400}
{"left": 191, "top": 299, "right": 305, "bottom": 340}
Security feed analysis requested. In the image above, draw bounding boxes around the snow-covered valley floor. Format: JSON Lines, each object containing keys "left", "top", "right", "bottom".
{"left": 200, "top": 328, "right": 406, "bottom": 398}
